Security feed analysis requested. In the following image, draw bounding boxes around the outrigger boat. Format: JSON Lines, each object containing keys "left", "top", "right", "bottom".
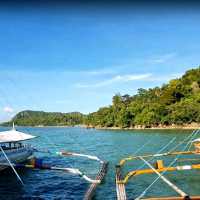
{"left": 116, "top": 129, "right": 200, "bottom": 200}
{"left": 0, "top": 124, "right": 36, "bottom": 172}
{"left": 0, "top": 124, "right": 108, "bottom": 199}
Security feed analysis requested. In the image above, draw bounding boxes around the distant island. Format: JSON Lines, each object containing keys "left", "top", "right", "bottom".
{"left": 2, "top": 111, "right": 85, "bottom": 127}
{"left": 3, "top": 67, "right": 200, "bottom": 129}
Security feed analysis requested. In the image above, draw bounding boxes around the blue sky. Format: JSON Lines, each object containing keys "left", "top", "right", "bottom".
{"left": 0, "top": 3, "right": 200, "bottom": 121}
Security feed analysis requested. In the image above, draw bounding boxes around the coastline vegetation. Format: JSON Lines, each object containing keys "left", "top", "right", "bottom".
{"left": 2, "top": 67, "right": 200, "bottom": 129}
{"left": 85, "top": 67, "right": 200, "bottom": 129}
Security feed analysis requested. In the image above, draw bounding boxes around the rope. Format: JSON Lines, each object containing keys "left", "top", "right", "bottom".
{"left": 187, "top": 129, "right": 200, "bottom": 151}
{"left": 0, "top": 146, "right": 24, "bottom": 185}
{"left": 135, "top": 130, "right": 196, "bottom": 199}
{"left": 134, "top": 139, "right": 153, "bottom": 155}
{"left": 169, "top": 129, "right": 199, "bottom": 153}
{"left": 135, "top": 137, "right": 176, "bottom": 171}
{"left": 139, "top": 156, "right": 187, "bottom": 197}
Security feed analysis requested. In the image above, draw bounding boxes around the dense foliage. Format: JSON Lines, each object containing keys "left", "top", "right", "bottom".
{"left": 85, "top": 67, "right": 200, "bottom": 128}
{"left": 3, "top": 67, "right": 200, "bottom": 128}
{"left": 4, "top": 110, "right": 84, "bottom": 126}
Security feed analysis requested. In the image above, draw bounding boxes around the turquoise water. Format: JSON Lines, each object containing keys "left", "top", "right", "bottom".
{"left": 0, "top": 127, "right": 199, "bottom": 200}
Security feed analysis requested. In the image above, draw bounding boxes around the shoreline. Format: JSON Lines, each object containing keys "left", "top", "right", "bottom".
{"left": 86, "top": 123, "right": 200, "bottom": 130}
{"left": 0, "top": 124, "right": 199, "bottom": 130}
{"left": 95, "top": 126, "right": 199, "bottom": 130}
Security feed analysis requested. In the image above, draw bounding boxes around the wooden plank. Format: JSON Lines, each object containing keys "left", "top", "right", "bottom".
{"left": 83, "top": 161, "right": 108, "bottom": 200}
{"left": 116, "top": 165, "right": 127, "bottom": 200}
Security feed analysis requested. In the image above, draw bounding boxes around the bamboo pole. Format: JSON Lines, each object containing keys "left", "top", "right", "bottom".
{"left": 139, "top": 157, "right": 188, "bottom": 198}
{"left": 84, "top": 161, "right": 108, "bottom": 200}
{"left": 116, "top": 165, "right": 127, "bottom": 200}
{"left": 0, "top": 146, "right": 24, "bottom": 185}
{"left": 141, "top": 196, "right": 200, "bottom": 200}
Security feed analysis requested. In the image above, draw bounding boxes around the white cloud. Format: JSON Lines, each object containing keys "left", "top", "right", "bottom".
{"left": 3, "top": 106, "right": 14, "bottom": 113}
{"left": 84, "top": 68, "right": 117, "bottom": 75}
{"left": 75, "top": 73, "right": 152, "bottom": 88}
{"left": 150, "top": 53, "right": 176, "bottom": 64}
{"left": 147, "top": 73, "right": 183, "bottom": 82}
{"left": 75, "top": 72, "right": 185, "bottom": 89}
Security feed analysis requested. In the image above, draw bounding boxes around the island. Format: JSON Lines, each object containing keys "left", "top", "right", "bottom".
{"left": 3, "top": 67, "right": 200, "bottom": 129}
{"left": 2, "top": 111, "right": 84, "bottom": 127}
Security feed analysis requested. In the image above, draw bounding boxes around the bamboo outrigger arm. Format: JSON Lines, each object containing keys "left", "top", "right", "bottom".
{"left": 140, "top": 196, "right": 200, "bottom": 200}
{"left": 55, "top": 150, "right": 109, "bottom": 199}
{"left": 137, "top": 157, "right": 188, "bottom": 198}
{"left": 56, "top": 151, "right": 104, "bottom": 164}
{"left": 118, "top": 161, "right": 200, "bottom": 184}
{"left": 0, "top": 149, "right": 108, "bottom": 199}
{"left": 116, "top": 130, "right": 200, "bottom": 200}
{"left": 0, "top": 161, "right": 101, "bottom": 183}
{"left": 119, "top": 150, "right": 198, "bottom": 167}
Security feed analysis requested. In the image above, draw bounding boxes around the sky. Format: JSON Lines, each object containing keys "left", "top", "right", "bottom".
{"left": 0, "top": 1, "right": 200, "bottom": 121}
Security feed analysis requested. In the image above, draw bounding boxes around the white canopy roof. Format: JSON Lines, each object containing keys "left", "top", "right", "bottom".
{"left": 0, "top": 125, "right": 37, "bottom": 143}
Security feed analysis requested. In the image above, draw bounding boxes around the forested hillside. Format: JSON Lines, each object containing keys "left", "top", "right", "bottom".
{"left": 85, "top": 67, "right": 200, "bottom": 128}
{"left": 3, "top": 110, "right": 84, "bottom": 126}
{"left": 3, "top": 67, "right": 200, "bottom": 128}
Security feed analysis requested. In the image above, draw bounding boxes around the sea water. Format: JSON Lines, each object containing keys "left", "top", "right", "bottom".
{"left": 0, "top": 127, "right": 199, "bottom": 200}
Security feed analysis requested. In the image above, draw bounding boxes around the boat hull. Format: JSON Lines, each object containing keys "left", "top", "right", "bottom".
{"left": 0, "top": 147, "right": 33, "bottom": 171}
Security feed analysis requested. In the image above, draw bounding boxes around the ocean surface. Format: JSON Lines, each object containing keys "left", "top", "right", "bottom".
{"left": 0, "top": 127, "right": 199, "bottom": 200}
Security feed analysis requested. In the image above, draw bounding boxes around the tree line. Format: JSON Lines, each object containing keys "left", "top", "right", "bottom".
{"left": 3, "top": 67, "right": 200, "bottom": 128}
{"left": 3, "top": 110, "right": 84, "bottom": 126}
{"left": 84, "top": 67, "right": 200, "bottom": 128}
